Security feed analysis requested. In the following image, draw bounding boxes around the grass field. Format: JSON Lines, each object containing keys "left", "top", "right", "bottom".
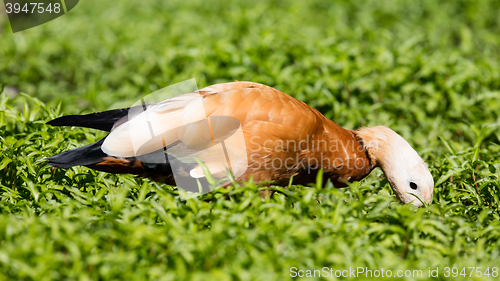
{"left": 1, "top": 0, "right": 500, "bottom": 280}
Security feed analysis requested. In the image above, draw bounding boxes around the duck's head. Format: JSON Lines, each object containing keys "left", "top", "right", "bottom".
{"left": 356, "top": 126, "right": 434, "bottom": 207}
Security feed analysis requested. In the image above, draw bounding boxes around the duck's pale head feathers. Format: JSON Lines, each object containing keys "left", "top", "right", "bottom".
{"left": 356, "top": 126, "right": 434, "bottom": 207}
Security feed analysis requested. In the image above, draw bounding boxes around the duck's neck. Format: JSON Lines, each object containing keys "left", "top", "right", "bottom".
{"left": 302, "top": 119, "right": 374, "bottom": 187}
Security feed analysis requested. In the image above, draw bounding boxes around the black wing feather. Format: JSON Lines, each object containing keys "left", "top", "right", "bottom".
{"left": 46, "top": 138, "right": 107, "bottom": 168}
{"left": 47, "top": 108, "right": 131, "bottom": 131}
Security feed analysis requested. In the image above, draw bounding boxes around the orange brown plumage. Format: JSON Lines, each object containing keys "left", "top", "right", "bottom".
{"left": 47, "top": 81, "right": 434, "bottom": 206}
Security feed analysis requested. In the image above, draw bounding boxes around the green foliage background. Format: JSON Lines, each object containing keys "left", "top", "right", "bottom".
{"left": 1, "top": 0, "right": 500, "bottom": 280}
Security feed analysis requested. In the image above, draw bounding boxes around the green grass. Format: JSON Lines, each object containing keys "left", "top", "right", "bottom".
{"left": 1, "top": 0, "right": 500, "bottom": 280}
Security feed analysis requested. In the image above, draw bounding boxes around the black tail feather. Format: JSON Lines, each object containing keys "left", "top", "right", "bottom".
{"left": 47, "top": 108, "right": 131, "bottom": 131}
{"left": 47, "top": 139, "right": 107, "bottom": 168}
{"left": 47, "top": 138, "right": 179, "bottom": 185}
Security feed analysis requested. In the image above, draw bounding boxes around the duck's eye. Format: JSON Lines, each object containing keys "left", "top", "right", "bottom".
{"left": 410, "top": 182, "right": 418, "bottom": 190}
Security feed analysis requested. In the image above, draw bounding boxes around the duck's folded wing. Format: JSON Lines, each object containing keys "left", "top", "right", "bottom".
{"left": 101, "top": 92, "right": 208, "bottom": 157}
{"left": 100, "top": 82, "right": 278, "bottom": 158}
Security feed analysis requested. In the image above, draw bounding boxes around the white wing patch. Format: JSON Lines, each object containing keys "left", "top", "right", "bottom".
{"left": 101, "top": 93, "right": 206, "bottom": 157}
{"left": 101, "top": 88, "right": 248, "bottom": 191}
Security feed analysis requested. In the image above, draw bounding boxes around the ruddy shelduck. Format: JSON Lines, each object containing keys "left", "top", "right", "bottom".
{"left": 47, "top": 82, "right": 434, "bottom": 206}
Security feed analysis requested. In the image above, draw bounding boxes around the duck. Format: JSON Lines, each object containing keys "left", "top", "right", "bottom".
{"left": 46, "top": 81, "right": 434, "bottom": 206}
